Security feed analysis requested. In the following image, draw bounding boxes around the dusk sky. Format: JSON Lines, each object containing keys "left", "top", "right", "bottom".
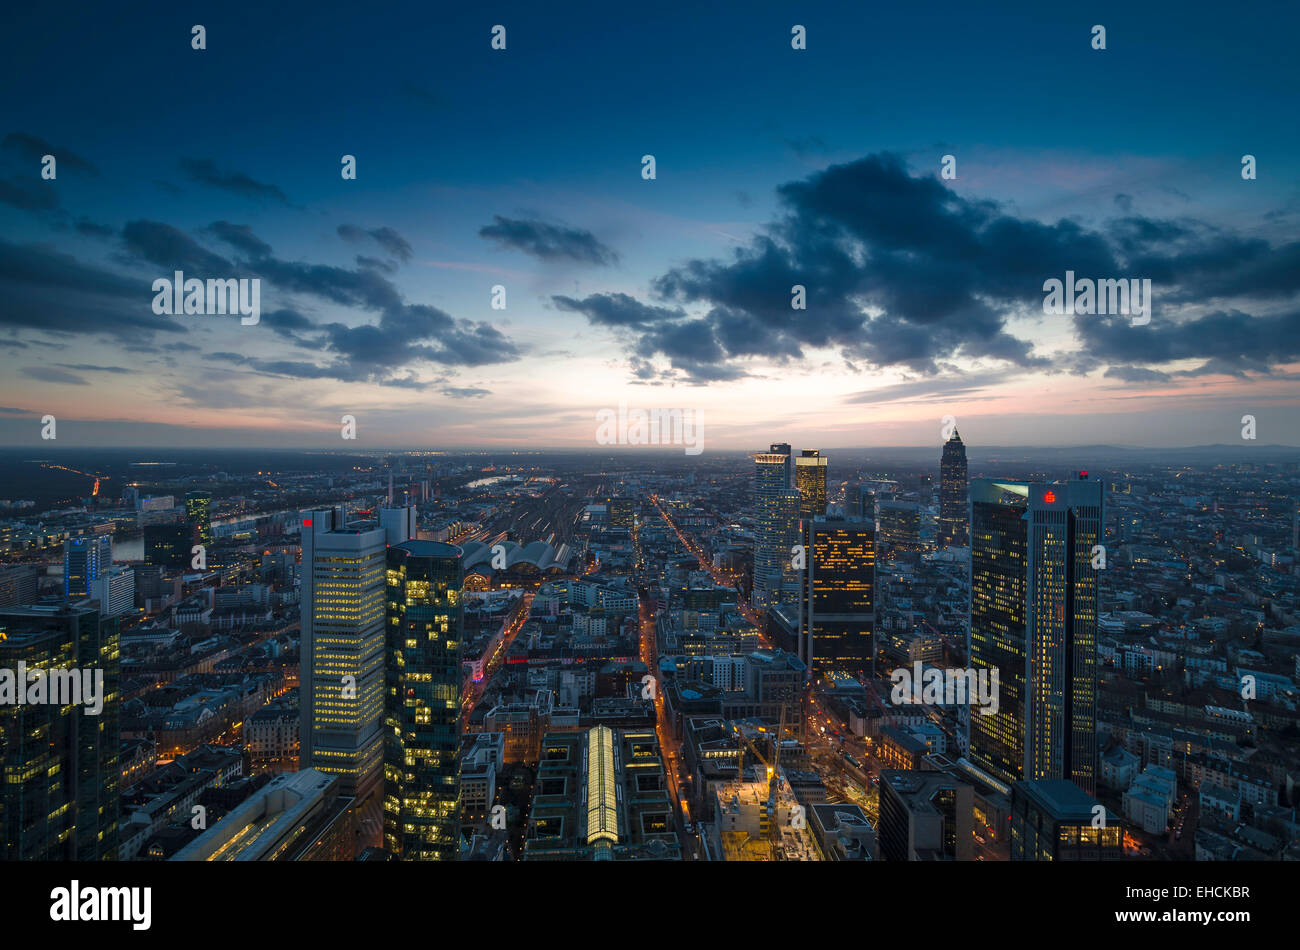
{"left": 1, "top": 1, "right": 1298, "bottom": 450}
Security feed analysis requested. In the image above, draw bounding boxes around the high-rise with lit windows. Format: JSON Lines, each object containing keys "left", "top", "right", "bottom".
{"left": 967, "top": 480, "right": 1029, "bottom": 787}
{"left": 301, "top": 507, "right": 414, "bottom": 803}
{"left": 795, "top": 450, "right": 828, "bottom": 518}
{"left": 966, "top": 476, "right": 1102, "bottom": 794}
{"left": 752, "top": 452, "right": 800, "bottom": 610}
{"left": 1024, "top": 475, "right": 1103, "bottom": 795}
{"left": 804, "top": 515, "right": 875, "bottom": 674}
{"left": 185, "top": 491, "right": 213, "bottom": 549}
{"left": 0, "top": 603, "right": 120, "bottom": 861}
{"left": 63, "top": 535, "right": 112, "bottom": 598}
{"left": 939, "top": 430, "right": 968, "bottom": 548}
{"left": 382, "top": 540, "right": 464, "bottom": 860}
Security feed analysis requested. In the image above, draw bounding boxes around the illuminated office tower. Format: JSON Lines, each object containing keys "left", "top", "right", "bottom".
{"left": 64, "top": 535, "right": 112, "bottom": 598}
{"left": 0, "top": 603, "right": 120, "bottom": 861}
{"left": 383, "top": 540, "right": 464, "bottom": 860}
{"left": 186, "top": 491, "right": 213, "bottom": 548}
{"left": 967, "top": 480, "right": 1030, "bottom": 787}
{"left": 752, "top": 453, "right": 800, "bottom": 609}
{"left": 804, "top": 516, "right": 875, "bottom": 675}
{"left": 795, "top": 450, "right": 828, "bottom": 518}
{"left": 769, "top": 443, "right": 793, "bottom": 487}
{"left": 144, "top": 522, "right": 192, "bottom": 569}
{"left": 1024, "top": 476, "right": 1103, "bottom": 795}
{"left": 939, "top": 430, "right": 968, "bottom": 548}
{"left": 301, "top": 507, "right": 415, "bottom": 802}
{"left": 966, "top": 477, "right": 1102, "bottom": 794}
{"left": 608, "top": 497, "right": 634, "bottom": 528}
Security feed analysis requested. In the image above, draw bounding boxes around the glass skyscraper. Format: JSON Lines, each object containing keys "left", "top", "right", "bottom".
{"left": 804, "top": 516, "right": 875, "bottom": 674}
{"left": 939, "top": 429, "right": 968, "bottom": 547}
{"left": 63, "top": 535, "right": 112, "bottom": 598}
{"left": 795, "top": 450, "right": 828, "bottom": 518}
{"left": 185, "top": 491, "right": 213, "bottom": 549}
{"left": 0, "top": 603, "right": 120, "bottom": 861}
{"left": 383, "top": 540, "right": 464, "bottom": 860}
{"left": 752, "top": 452, "right": 800, "bottom": 610}
{"left": 301, "top": 508, "right": 390, "bottom": 803}
{"left": 966, "top": 477, "right": 1102, "bottom": 793}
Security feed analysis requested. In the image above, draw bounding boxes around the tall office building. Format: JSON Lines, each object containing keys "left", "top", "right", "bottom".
{"left": 92, "top": 565, "right": 135, "bottom": 618}
{"left": 966, "top": 477, "right": 1103, "bottom": 793}
{"left": 383, "top": 540, "right": 464, "bottom": 860}
{"left": 144, "top": 522, "right": 192, "bottom": 569}
{"left": 804, "top": 516, "right": 875, "bottom": 674}
{"left": 186, "top": 491, "right": 213, "bottom": 548}
{"left": 0, "top": 603, "right": 120, "bottom": 861}
{"left": 795, "top": 450, "right": 828, "bottom": 518}
{"left": 1024, "top": 476, "right": 1103, "bottom": 794}
{"left": 301, "top": 506, "right": 416, "bottom": 803}
{"left": 0, "top": 565, "right": 40, "bottom": 608}
{"left": 967, "top": 480, "right": 1028, "bottom": 786}
{"left": 63, "top": 535, "right": 112, "bottom": 598}
{"left": 769, "top": 443, "right": 793, "bottom": 487}
{"left": 752, "top": 453, "right": 800, "bottom": 610}
{"left": 608, "top": 497, "right": 634, "bottom": 528}
{"left": 939, "top": 430, "right": 969, "bottom": 547}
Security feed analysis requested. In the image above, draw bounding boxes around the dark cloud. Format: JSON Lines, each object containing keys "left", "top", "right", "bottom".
{"left": 120, "top": 220, "right": 233, "bottom": 273}
{"left": 22, "top": 366, "right": 89, "bottom": 385}
{"left": 0, "top": 237, "right": 187, "bottom": 341}
{"left": 178, "top": 158, "right": 290, "bottom": 205}
{"left": 355, "top": 255, "right": 396, "bottom": 274}
{"left": 337, "top": 224, "right": 413, "bottom": 262}
{"left": 2, "top": 133, "right": 97, "bottom": 174}
{"left": 56, "top": 363, "right": 132, "bottom": 374}
{"left": 552, "top": 293, "right": 683, "bottom": 329}
{"left": 567, "top": 151, "right": 1299, "bottom": 384}
{"left": 1103, "top": 365, "right": 1170, "bottom": 383}
{"left": 203, "top": 221, "right": 272, "bottom": 259}
{"left": 0, "top": 176, "right": 58, "bottom": 211}
{"left": 441, "top": 386, "right": 491, "bottom": 398}
{"left": 480, "top": 215, "right": 617, "bottom": 265}
{"left": 74, "top": 218, "right": 115, "bottom": 238}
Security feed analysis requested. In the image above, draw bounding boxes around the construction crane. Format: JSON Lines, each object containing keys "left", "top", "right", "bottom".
{"left": 733, "top": 704, "right": 790, "bottom": 845}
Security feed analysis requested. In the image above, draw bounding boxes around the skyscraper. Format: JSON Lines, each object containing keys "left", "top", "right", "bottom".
{"left": 939, "top": 430, "right": 969, "bottom": 547}
{"left": 1024, "top": 476, "right": 1103, "bottom": 794}
{"left": 383, "top": 540, "right": 464, "bottom": 860}
{"left": 769, "top": 443, "right": 793, "bottom": 487}
{"left": 804, "top": 516, "right": 875, "bottom": 674}
{"left": 752, "top": 453, "right": 800, "bottom": 610}
{"left": 185, "top": 491, "right": 213, "bottom": 549}
{"left": 966, "top": 477, "right": 1102, "bottom": 793}
{"left": 0, "top": 603, "right": 120, "bottom": 861}
{"left": 301, "top": 507, "right": 415, "bottom": 802}
{"left": 967, "top": 480, "right": 1029, "bottom": 787}
{"left": 795, "top": 450, "right": 828, "bottom": 518}
{"left": 63, "top": 535, "right": 112, "bottom": 598}
{"left": 144, "top": 522, "right": 192, "bottom": 569}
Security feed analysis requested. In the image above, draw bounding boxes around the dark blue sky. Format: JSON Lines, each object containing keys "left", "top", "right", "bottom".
{"left": 1, "top": 0, "right": 1297, "bottom": 448}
